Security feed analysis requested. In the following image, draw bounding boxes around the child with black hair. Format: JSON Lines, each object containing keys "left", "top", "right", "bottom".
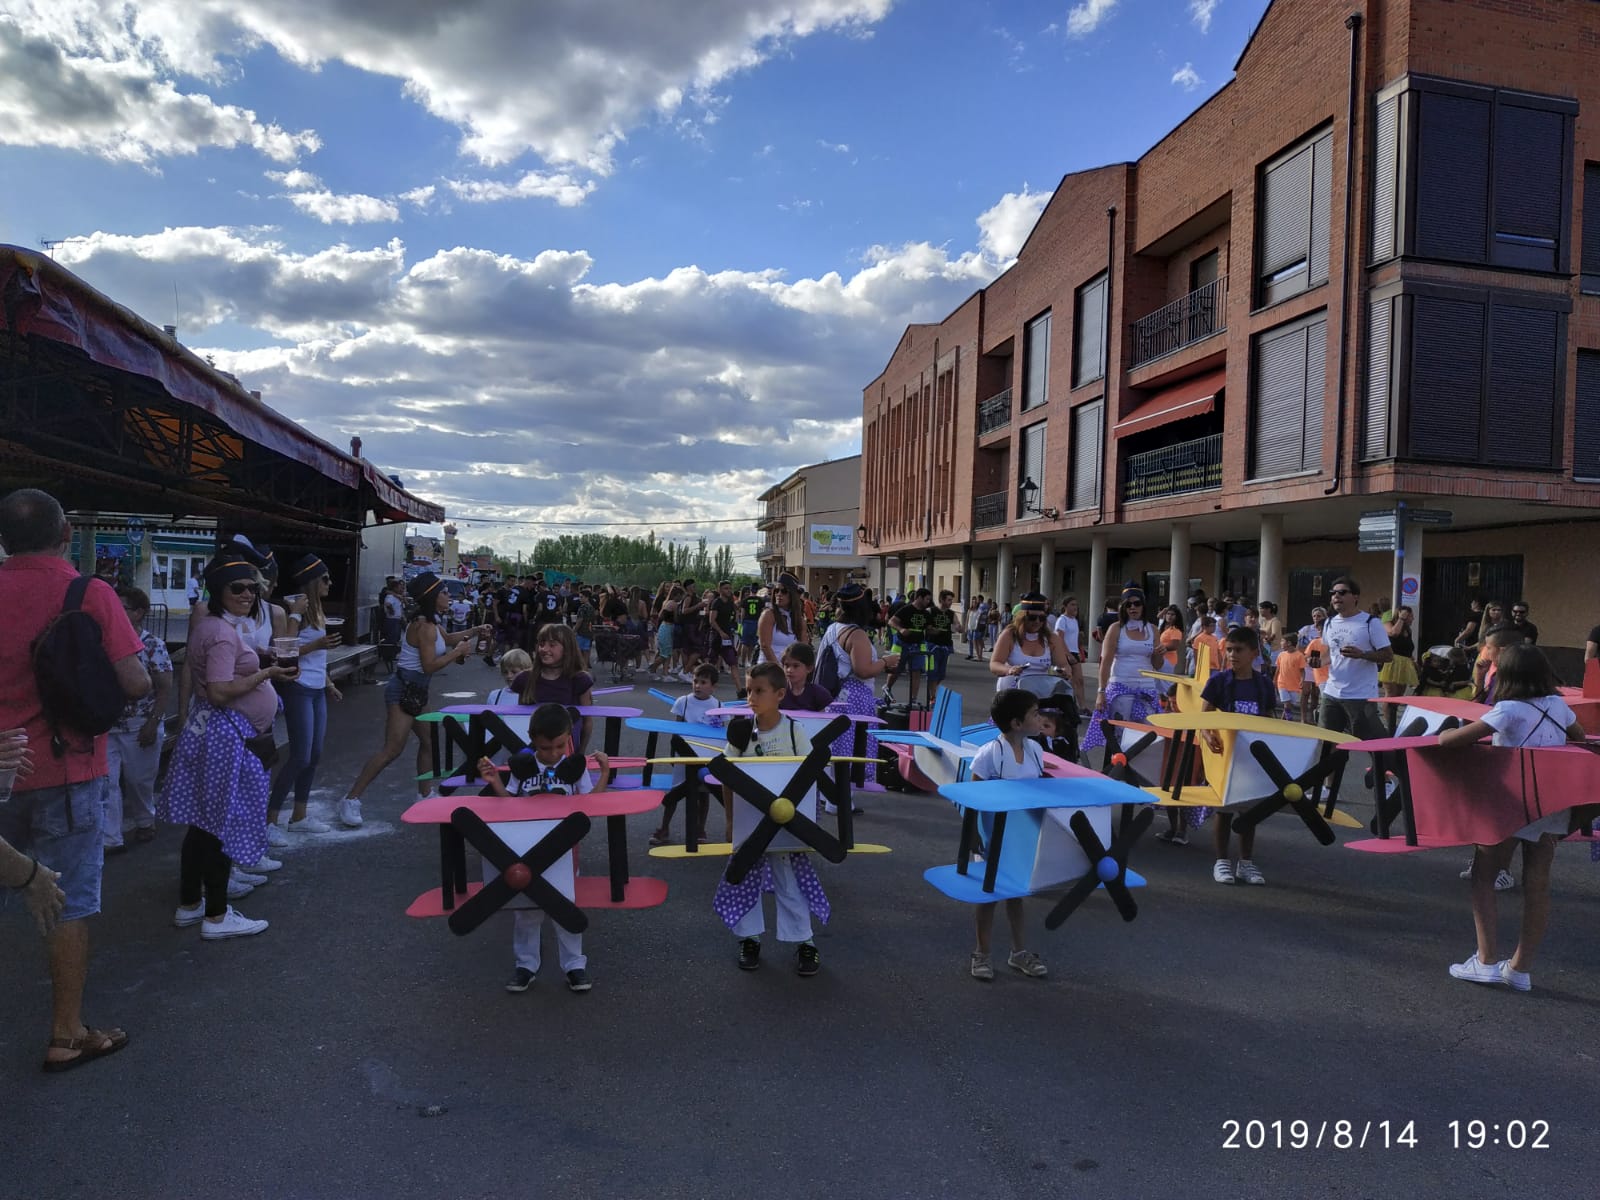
{"left": 477, "top": 703, "right": 606, "bottom": 995}
{"left": 779, "top": 643, "right": 833, "bottom": 712}
{"left": 1200, "top": 625, "right": 1278, "bottom": 887}
{"left": 1031, "top": 695, "right": 1079, "bottom": 764}
{"left": 1439, "top": 644, "right": 1585, "bottom": 992}
{"left": 648, "top": 664, "right": 721, "bottom": 847}
{"left": 965, "top": 688, "right": 1050, "bottom": 982}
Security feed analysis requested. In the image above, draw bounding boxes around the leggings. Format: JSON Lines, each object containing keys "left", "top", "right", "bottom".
{"left": 180, "top": 827, "right": 233, "bottom": 918}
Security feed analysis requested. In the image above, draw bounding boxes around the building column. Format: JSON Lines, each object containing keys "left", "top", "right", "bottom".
{"left": 1259, "top": 512, "right": 1284, "bottom": 608}
{"left": 1169, "top": 522, "right": 1191, "bottom": 607}
{"left": 1399, "top": 521, "right": 1424, "bottom": 635}
{"left": 923, "top": 549, "right": 934, "bottom": 592}
{"left": 960, "top": 545, "right": 973, "bottom": 605}
{"left": 1039, "top": 541, "right": 1057, "bottom": 602}
{"left": 1087, "top": 531, "right": 1109, "bottom": 663}
{"left": 896, "top": 556, "right": 907, "bottom": 598}
{"left": 996, "top": 542, "right": 1014, "bottom": 610}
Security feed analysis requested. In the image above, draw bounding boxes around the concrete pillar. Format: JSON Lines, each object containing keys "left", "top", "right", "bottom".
{"left": 1087, "top": 531, "right": 1109, "bottom": 663}
{"left": 996, "top": 542, "right": 1014, "bottom": 609}
{"left": 1259, "top": 512, "right": 1284, "bottom": 608}
{"left": 1039, "top": 541, "right": 1057, "bottom": 602}
{"left": 896, "top": 556, "right": 907, "bottom": 598}
{"left": 1169, "top": 522, "right": 1191, "bottom": 608}
{"left": 1398, "top": 521, "right": 1424, "bottom": 635}
{"left": 960, "top": 545, "right": 973, "bottom": 606}
{"left": 924, "top": 549, "right": 934, "bottom": 592}
{"left": 73, "top": 514, "right": 97, "bottom": 577}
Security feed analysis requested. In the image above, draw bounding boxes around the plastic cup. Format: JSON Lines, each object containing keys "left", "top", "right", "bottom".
{"left": 0, "top": 766, "right": 17, "bottom": 804}
{"left": 325, "top": 617, "right": 344, "bottom": 628}
{"left": 272, "top": 637, "right": 301, "bottom": 677}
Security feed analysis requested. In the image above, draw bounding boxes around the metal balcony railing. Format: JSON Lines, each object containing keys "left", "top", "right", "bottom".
{"left": 1122, "top": 433, "right": 1223, "bottom": 503}
{"left": 973, "top": 490, "right": 1009, "bottom": 529}
{"left": 977, "top": 388, "right": 1013, "bottom": 435}
{"left": 1129, "top": 275, "right": 1227, "bottom": 368}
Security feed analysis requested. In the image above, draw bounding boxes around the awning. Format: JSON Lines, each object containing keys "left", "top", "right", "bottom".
{"left": 1114, "top": 368, "right": 1225, "bottom": 438}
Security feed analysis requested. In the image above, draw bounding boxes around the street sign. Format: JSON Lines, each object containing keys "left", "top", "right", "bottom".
{"left": 1359, "top": 531, "right": 1397, "bottom": 553}
{"left": 126, "top": 516, "right": 145, "bottom": 547}
{"left": 1407, "top": 508, "right": 1453, "bottom": 526}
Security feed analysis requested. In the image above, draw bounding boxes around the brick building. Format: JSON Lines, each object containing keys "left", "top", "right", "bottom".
{"left": 859, "top": 0, "right": 1600, "bottom": 663}
{"left": 756, "top": 455, "right": 866, "bottom": 595}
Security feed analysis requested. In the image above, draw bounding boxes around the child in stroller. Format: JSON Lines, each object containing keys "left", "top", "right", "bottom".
{"left": 592, "top": 621, "right": 644, "bottom": 683}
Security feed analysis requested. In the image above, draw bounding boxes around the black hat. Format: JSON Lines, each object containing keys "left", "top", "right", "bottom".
{"left": 835, "top": 582, "right": 865, "bottom": 602}
{"left": 220, "top": 534, "right": 269, "bottom": 570}
{"left": 287, "top": 553, "right": 330, "bottom": 588}
{"left": 202, "top": 552, "right": 260, "bottom": 593}
{"left": 408, "top": 572, "right": 444, "bottom": 606}
{"left": 776, "top": 572, "right": 803, "bottom": 594}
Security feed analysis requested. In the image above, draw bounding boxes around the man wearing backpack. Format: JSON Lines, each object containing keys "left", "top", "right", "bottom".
{"left": 0, "top": 489, "right": 151, "bottom": 1072}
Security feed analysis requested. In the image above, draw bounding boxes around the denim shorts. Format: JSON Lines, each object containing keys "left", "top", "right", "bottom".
{"left": 0, "top": 776, "right": 108, "bottom": 922}
{"left": 384, "top": 666, "right": 429, "bottom": 706}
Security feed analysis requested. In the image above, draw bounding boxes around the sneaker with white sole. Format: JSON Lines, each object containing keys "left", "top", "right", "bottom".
{"left": 250, "top": 855, "right": 283, "bottom": 873}
{"left": 1236, "top": 860, "right": 1266, "bottom": 886}
{"left": 1212, "top": 858, "right": 1236, "bottom": 885}
{"left": 173, "top": 901, "right": 206, "bottom": 929}
{"left": 970, "top": 952, "right": 995, "bottom": 981}
{"left": 226, "top": 876, "right": 256, "bottom": 899}
{"left": 200, "top": 906, "right": 269, "bottom": 940}
{"left": 1007, "top": 949, "right": 1048, "bottom": 978}
{"left": 265, "top": 824, "right": 290, "bottom": 848}
{"left": 1494, "top": 870, "right": 1515, "bottom": 891}
{"left": 1448, "top": 952, "right": 1505, "bottom": 986}
{"left": 1496, "top": 960, "right": 1532, "bottom": 992}
{"left": 337, "top": 798, "right": 363, "bottom": 828}
{"left": 287, "top": 816, "right": 332, "bottom": 834}
{"left": 231, "top": 866, "right": 269, "bottom": 887}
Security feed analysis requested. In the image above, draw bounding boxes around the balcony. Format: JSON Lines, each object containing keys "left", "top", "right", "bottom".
{"left": 1130, "top": 276, "right": 1227, "bottom": 369}
{"left": 756, "top": 506, "right": 785, "bottom": 530}
{"left": 757, "top": 537, "right": 784, "bottom": 559}
{"left": 977, "top": 388, "right": 1012, "bottom": 436}
{"left": 1122, "top": 433, "right": 1223, "bottom": 503}
{"left": 973, "top": 490, "right": 1009, "bottom": 529}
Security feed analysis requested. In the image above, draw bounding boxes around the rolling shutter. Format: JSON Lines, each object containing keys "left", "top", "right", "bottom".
{"left": 1023, "top": 312, "right": 1051, "bottom": 410}
{"left": 1074, "top": 276, "right": 1106, "bottom": 387}
{"left": 1575, "top": 352, "right": 1600, "bottom": 481}
{"left": 1485, "top": 304, "right": 1558, "bottom": 469}
{"left": 1302, "top": 320, "right": 1326, "bottom": 467}
{"left": 1019, "top": 420, "right": 1047, "bottom": 516}
{"left": 1582, "top": 163, "right": 1600, "bottom": 293}
{"left": 1371, "top": 95, "right": 1400, "bottom": 263}
{"left": 1492, "top": 103, "right": 1564, "bottom": 271}
{"left": 1260, "top": 146, "right": 1312, "bottom": 280}
{"left": 1362, "top": 295, "right": 1396, "bottom": 461}
{"left": 1309, "top": 131, "right": 1333, "bottom": 286}
{"left": 1252, "top": 321, "right": 1306, "bottom": 477}
{"left": 1070, "top": 400, "right": 1103, "bottom": 511}
{"left": 1408, "top": 296, "right": 1485, "bottom": 461}
{"left": 1414, "top": 91, "right": 1491, "bottom": 262}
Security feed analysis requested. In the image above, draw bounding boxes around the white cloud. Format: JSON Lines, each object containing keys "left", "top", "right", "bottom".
{"left": 817, "top": 139, "right": 851, "bottom": 153}
{"left": 400, "top": 185, "right": 436, "bottom": 208}
{"left": 445, "top": 171, "right": 596, "bottom": 207}
{"left": 1066, "top": 0, "right": 1119, "bottom": 37}
{"left": 1171, "top": 63, "right": 1203, "bottom": 92}
{"left": 285, "top": 189, "right": 401, "bottom": 224}
{"left": 0, "top": 15, "right": 318, "bottom": 166}
{"left": 266, "top": 168, "right": 321, "bottom": 190}
{"left": 1189, "top": 1, "right": 1220, "bottom": 34}
{"left": 975, "top": 186, "right": 1051, "bottom": 263}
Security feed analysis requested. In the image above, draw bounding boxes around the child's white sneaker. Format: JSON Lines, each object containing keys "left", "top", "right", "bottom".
{"left": 1448, "top": 952, "right": 1504, "bottom": 986}
{"left": 1212, "top": 858, "right": 1236, "bottom": 884}
{"left": 1235, "top": 859, "right": 1266, "bottom": 886}
{"left": 1496, "top": 960, "right": 1532, "bottom": 992}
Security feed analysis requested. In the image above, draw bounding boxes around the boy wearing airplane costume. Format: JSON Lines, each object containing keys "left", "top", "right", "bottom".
{"left": 1199, "top": 625, "right": 1279, "bottom": 887}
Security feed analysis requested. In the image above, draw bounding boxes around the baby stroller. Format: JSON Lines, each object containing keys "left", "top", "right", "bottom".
{"left": 592, "top": 623, "right": 644, "bottom": 684}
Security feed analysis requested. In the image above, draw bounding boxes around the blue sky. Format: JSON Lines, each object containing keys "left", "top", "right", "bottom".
{"left": 0, "top": 0, "right": 1269, "bottom": 566}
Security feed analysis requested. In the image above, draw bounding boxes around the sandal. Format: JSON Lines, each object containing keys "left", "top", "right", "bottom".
{"left": 42, "top": 1026, "right": 129, "bottom": 1073}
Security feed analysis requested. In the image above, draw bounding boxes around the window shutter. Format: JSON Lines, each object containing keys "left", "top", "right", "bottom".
{"left": 1363, "top": 295, "right": 1395, "bottom": 460}
{"left": 1575, "top": 352, "right": 1600, "bottom": 480}
{"left": 1260, "top": 146, "right": 1312, "bottom": 279}
{"left": 1302, "top": 320, "right": 1326, "bottom": 468}
{"left": 1485, "top": 304, "right": 1558, "bottom": 469}
{"left": 1408, "top": 296, "right": 1484, "bottom": 461}
{"left": 1023, "top": 313, "right": 1051, "bottom": 410}
{"left": 1074, "top": 277, "right": 1106, "bottom": 387}
{"left": 1581, "top": 163, "right": 1600, "bottom": 293}
{"left": 1372, "top": 95, "right": 1401, "bottom": 263}
{"left": 1019, "top": 421, "right": 1047, "bottom": 515}
{"left": 1070, "top": 401, "right": 1103, "bottom": 510}
{"left": 1309, "top": 131, "right": 1333, "bottom": 285}
{"left": 1414, "top": 92, "right": 1490, "bottom": 262}
{"left": 1492, "top": 103, "right": 1563, "bottom": 271}
{"left": 1252, "top": 324, "right": 1309, "bottom": 478}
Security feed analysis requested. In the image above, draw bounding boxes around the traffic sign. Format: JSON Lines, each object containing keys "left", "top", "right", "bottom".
{"left": 1407, "top": 508, "right": 1453, "bottom": 526}
{"left": 126, "top": 516, "right": 145, "bottom": 547}
{"left": 1359, "top": 532, "right": 1397, "bottom": 553}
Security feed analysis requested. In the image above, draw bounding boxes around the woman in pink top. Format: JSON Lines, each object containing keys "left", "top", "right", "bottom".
{"left": 158, "top": 554, "right": 296, "bottom": 941}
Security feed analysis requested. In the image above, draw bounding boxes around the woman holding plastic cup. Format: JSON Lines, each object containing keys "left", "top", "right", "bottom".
{"left": 266, "top": 555, "right": 343, "bottom": 844}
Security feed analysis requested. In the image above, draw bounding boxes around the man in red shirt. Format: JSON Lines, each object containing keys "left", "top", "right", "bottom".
{"left": 0, "top": 489, "right": 149, "bottom": 1072}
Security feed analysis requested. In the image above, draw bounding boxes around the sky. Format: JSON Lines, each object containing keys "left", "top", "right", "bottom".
{"left": 0, "top": 0, "right": 1270, "bottom": 569}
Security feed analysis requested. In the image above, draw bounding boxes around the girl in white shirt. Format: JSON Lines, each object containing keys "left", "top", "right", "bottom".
{"left": 1437, "top": 645, "right": 1586, "bottom": 992}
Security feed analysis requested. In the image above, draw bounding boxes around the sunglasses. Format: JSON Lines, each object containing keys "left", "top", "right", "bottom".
{"left": 226, "top": 582, "right": 260, "bottom": 596}
{"left": 1512, "top": 609, "right": 1528, "bottom": 615}
{"left": 1329, "top": 589, "right": 1352, "bottom": 597}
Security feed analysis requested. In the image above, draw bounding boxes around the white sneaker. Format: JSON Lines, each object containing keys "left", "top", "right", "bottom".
{"left": 249, "top": 855, "right": 283, "bottom": 873}
{"left": 227, "top": 875, "right": 256, "bottom": 899}
{"left": 1494, "top": 870, "right": 1515, "bottom": 892}
{"left": 1448, "top": 952, "right": 1505, "bottom": 986}
{"left": 287, "top": 816, "right": 332, "bottom": 834}
{"left": 1212, "top": 858, "right": 1236, "bottom": 885}
{"left": 173, "top": 901, "right": 205, "bottom": 928}
{"left": 265, "top": 824, "right": 290, "bottom": 848}
{"left": 1497, "top": 960, "right": 1532, "bottom": 992}
{"left": 337, "top": 797, "right": 363, "bottom": 828}
{"left": 200, "top": 906, "right": 269, "bottom": 940}
{"left": 231, "top": 866, "right": 269, "bottom": 887}
{"left": 1236, "top": 859, "right": 1266, "bottom": 886}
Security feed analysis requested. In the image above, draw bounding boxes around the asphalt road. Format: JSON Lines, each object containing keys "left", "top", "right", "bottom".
{"left": 3, "top": 652, "right": 1596, "bottom": 1199}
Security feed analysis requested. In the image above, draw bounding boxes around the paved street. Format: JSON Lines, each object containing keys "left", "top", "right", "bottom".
{"left": 3, "top": 653, "right": 1596, "bottom": 1199}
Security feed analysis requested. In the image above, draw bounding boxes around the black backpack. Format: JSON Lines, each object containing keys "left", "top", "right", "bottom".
{"left": 815, "top": 625, "right": 855, "bottom": 699}
{"left": 32, "top": 576, "right": 127, "bottom": 756}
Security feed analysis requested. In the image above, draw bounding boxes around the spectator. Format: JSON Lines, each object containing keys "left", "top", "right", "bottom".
{"left": 104, "top": 587, "right": 173, "bottom": 853}
{"left": 1318, "top": 577, "right": 1393, "bottom": 743}
{"left": 0, "top": 488, "right": 149, "bottom": 1070}
{"left": 1505, "top": 602, "right": 1538, "bottom": 645}
{"left": 379, "top": 578, "right": 405, "bottom": 672}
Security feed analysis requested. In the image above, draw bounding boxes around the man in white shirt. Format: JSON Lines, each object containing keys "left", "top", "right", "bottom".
{"left": 1317, "top": 576, "right": 1392, "bottom": 742}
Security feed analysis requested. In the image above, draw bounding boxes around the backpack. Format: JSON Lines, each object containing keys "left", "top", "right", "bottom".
{"left": 815, "top": 624, "right": 855, "bottom": 699}
{"left": 32, "top": 575, "right": 126, "bottom": 756}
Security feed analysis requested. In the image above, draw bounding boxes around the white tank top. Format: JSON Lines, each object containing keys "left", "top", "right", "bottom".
{"left": 397, "top": 621, "right": 446, "bottom": 673}
{"left": 1110, "top": 620, "right": 1154, "bottom": 686}
{"left": 761, "top": 612, "right": 797, "bottom": 664}
{"left": 997, "top": 634, "right": 1054, "bottom": 693}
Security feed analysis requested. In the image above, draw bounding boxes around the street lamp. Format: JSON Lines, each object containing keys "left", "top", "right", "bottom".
{"left": 1020, "top": 477, "right": 1040, "bottom": 514}
{"left": 856, "top": 524, "right": 879, "bottom": 548}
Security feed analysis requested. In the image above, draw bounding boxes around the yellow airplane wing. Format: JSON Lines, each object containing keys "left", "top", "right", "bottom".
{"left": 1142, "top": 783, "right": 1222, "bottom": 808}
{"left": 648, "top": 842, "right": 892, "bottom": 859}
{"left": 1146, "top": 711, "right": 1351, "bottom": 745}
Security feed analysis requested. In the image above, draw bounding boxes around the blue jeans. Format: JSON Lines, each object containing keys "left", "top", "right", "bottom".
{"left": 0, "top": 776, "right": 107, "bottom": 921}
{"left": 268, "top": 681, "right": 327, "bottom": 818}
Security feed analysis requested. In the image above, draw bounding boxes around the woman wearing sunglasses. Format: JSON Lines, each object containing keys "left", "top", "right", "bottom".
{"left": 988, "top": 592, "right": 1074, "bottom": 701}
{"left": 1082, "top": 587, "right": 1165, "bottom": 770}
{"left": 159, "top": 555, "right": 298, "bottom": 940}
{"left": 758, "top": 572, "right": 808, "bottom": 666}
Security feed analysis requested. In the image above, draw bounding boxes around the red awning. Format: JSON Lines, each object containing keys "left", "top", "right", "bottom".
{"left": 1114, "top": 368, "right": 1225, "bottom": 438}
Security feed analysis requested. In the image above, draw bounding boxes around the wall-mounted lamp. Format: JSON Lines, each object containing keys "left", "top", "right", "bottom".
{"left": 1020, "top": 477, "right": 1041, "bottom": 514}
{"left": 856, "top": 523, "right": 879, "bottom": 548}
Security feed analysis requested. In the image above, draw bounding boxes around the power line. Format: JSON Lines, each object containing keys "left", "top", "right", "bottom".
{"left": 449, "top": 506, "right": 862, "bottom": 529}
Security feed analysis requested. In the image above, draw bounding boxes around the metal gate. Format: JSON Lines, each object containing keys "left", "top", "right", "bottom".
{"left": 1287, "top": 567, "right": 1348, "bottom": 632}
{"left": 1421, "top": 555, "right": 1524, "bottom": 650}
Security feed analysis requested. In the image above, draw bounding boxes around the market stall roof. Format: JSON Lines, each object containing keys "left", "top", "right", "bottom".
{"left": 0, "top": 245, "right": 442, "bottom": 535}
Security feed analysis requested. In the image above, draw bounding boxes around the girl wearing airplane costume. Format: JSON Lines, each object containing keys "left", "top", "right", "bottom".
{"left": 965, "top": 688, "right": 1051, "bottom": 982}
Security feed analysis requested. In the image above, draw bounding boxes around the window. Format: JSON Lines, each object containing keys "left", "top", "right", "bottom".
{"left": 1018, "top": 421, "right": 1046, "bottom": 518}
{"left": 1250, "top": 314, "right": 1327, "bottom": 478}
{"left": 1257, "top": 129, "right": 1333, "bottom": 306}
{"left": 1371, "top": 93, "right": 1402, "bottom": 264}
{"left": 1409, "top": 79, "right": 1574, "bottom": 272}
{"left": 1583, "top": 164, "right": 1600, "bottom": 294}
{"left": 1576, "top": 352, "right": 1600, "bottom": 481}
{"left": 1362, "top": 293, "right": 1398, "bottom": 460}
{"left": 1069, "top": 400, "right": 1103, "bottom": 511}
{"left": 1022, "top": 312, "right": 1051, "bottom": 410}
{"left": 1073, "top": 276, "right": 1107, "bottom": 388}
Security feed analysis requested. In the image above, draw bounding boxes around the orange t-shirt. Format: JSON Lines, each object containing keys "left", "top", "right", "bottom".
{"left": 1274, "top": 648, "right": 1306, "bottom": 692}
{"left": 1307, "top": 638, "right": 1330, "bottom": 687}
{"left": 1159, "top": 626, "right": 1184, "bottom": 669}
{"left": 1190, "top": 632, "right": 1221, "bottom": 671}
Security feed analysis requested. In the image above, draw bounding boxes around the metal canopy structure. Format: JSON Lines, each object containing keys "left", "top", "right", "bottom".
{"left": 0, "top": 245, "right": 442, "bottom": 539}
